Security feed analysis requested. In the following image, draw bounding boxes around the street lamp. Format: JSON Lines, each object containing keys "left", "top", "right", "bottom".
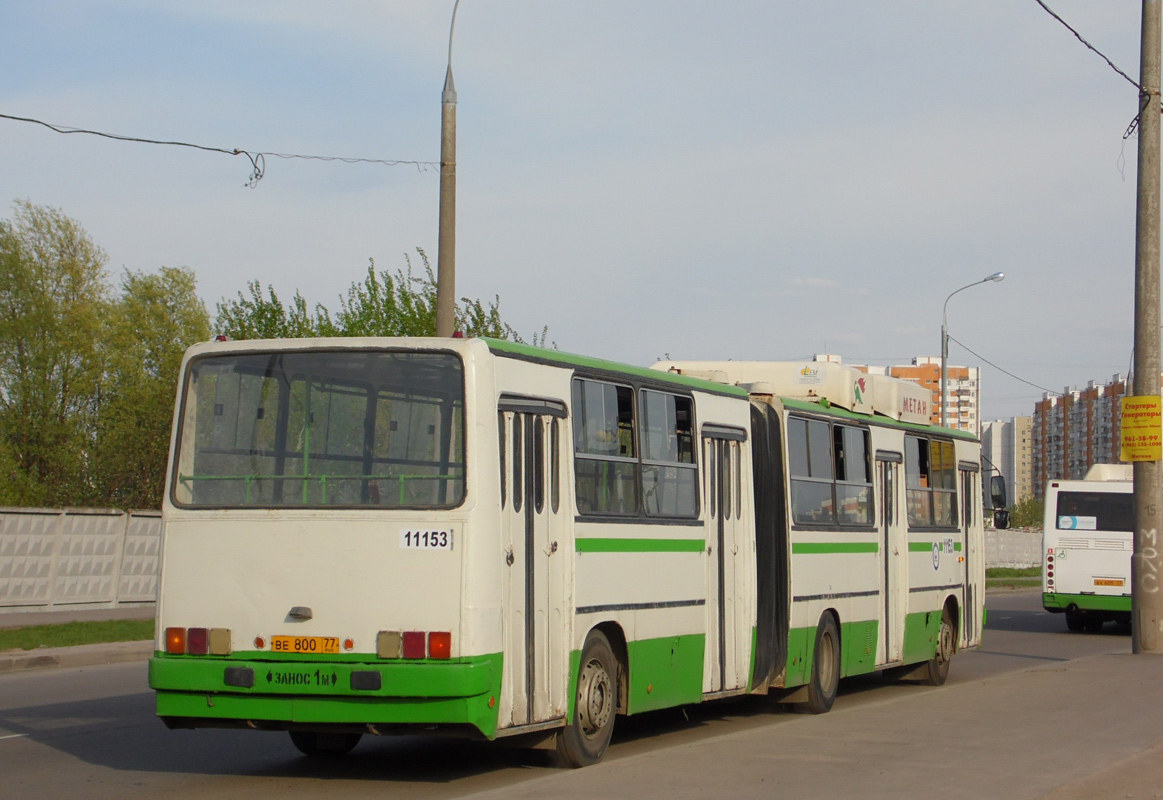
{"left": 435, "top": 0, "right": 461, "bottom": 338}
{"left": 940, "top": 272, "right": 1005, "bottom": 429}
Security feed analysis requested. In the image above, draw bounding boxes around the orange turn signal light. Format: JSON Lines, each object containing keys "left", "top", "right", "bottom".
{"left": 165, "top": 627, "right": 186, "bottom": 655}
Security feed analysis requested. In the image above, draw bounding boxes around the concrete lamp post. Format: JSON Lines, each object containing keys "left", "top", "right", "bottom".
{"left": 940, "top": 272, "right": 1005, "bottom": 429}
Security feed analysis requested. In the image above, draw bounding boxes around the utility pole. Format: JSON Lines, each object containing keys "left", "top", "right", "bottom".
{"left": 1132, "top": 0, "right": 1162, "bottom": 654}
{"left": 435, "top": 1, "right": 460, "bottom": 338}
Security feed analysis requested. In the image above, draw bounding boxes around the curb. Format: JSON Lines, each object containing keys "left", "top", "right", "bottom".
{"left": 0, "top": 640, "right": 153, "bottom": 674}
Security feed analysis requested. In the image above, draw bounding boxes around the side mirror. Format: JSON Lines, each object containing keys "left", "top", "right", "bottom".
{"left": 989, "top": 475, "right": 1008, "bottom": 510}
{"left": 994, "top": 509, "right": 1011, "bottom": 530}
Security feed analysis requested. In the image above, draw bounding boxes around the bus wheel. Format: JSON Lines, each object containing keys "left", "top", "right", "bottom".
{"left": 556, "top": 630, "right": 617, "bottom": 768}
{"left": 804, "top": 614, "right": 840, "bottom": 714}
{"left": 288, "top": 731, "right": 362, "bottom": 757}
{"left": 1065, "top": 612, "right": 1085, "bottom": 632}
{"left": 1084, "top": 617, "right": 1105, "bottom": 633}
{"left": 922, "top": 607, "right": 955, "bottom": 686}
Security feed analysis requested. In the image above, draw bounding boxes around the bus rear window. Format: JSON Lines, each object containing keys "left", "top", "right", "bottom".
{"left": 172, "top": 350, "right": 465, "bottom": 508}
{"left": 1056, "top": 491, "right": 1133, "bottom": 532}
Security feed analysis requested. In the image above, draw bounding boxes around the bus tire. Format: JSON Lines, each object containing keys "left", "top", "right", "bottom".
{"left": 1065, "top": 611, "right": 1085, "bottom": 632}
{"left": 288, "top": 730, "right": 362, "bottom": 757}
{"left": 1084, "top": 617, "right": 1104, "bottom": 633}
{"left": 556, "top": 630, "right": 618, "bottom": 768}
{"left": 804, "top": 613, "right": 840, "bottom": 714}
{"left": 922, "top": 606, "right": 955, "bottom": 686}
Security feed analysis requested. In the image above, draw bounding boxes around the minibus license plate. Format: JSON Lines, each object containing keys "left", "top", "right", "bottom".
{"left": 271, "top": 636, "right": 340, "bottom": 654}
{"left": 1094, "top": 578, "right": 1125, "bottom": 587}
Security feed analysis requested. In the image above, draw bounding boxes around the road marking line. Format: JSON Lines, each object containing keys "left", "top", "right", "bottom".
{"left": 0, "top": 733, "right": 29, "bottom": 740}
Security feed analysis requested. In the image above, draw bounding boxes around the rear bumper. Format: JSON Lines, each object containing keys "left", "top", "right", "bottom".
{"left": 150, "top": 652, "right": 503, "bottom": 738}
{"left": 1042, "top": 592, "right": 1132, "bottom": 614}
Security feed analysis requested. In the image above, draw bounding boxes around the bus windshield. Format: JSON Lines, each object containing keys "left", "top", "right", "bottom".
{"left": 171, "top": 350, "right": 465, "bottom": 509}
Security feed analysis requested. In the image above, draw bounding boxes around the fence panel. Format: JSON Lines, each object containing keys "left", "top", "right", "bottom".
{"left": 0, "top": 508, "right": 160, "bottom": 611}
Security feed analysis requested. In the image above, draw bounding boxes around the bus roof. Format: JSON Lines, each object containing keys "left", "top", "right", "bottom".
{"left": 483, "top": 338, "right": 749, "bottom": 398}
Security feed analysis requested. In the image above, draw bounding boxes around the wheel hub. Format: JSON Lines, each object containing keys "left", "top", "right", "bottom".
{"left": 577, "top": 658, "right": 613, "bottom": 737}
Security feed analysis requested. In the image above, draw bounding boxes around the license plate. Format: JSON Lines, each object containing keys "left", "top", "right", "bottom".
{"left": 1094, "top": 578, "right": 1125, "bottom": 587}
{"left": 271, "top": 636, "right": 340, "bottom": 654}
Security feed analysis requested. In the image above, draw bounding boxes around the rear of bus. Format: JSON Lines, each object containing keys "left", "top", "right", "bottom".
{"left": 1042, "top": 466, "right": 1133, "bottom": 631}
{"left": 149, "top": 338, "right": 504, "bottom": 750}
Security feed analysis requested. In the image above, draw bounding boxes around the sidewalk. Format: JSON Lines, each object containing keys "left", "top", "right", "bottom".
{"left": 457, "top": 651, "right": 1163, "bottom": 800}
{"left": 0, "top": 604, "right": 155, "bottom": 673}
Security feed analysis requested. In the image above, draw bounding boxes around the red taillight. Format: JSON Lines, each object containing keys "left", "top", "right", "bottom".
{"left": 429, "top": 632, "right": 451, "bottom": 659}
{"left": 165, "top": 627, "right": 186, "bottom": 655}
{"left": 187, "top": 628, "right": 209, "bottom": 655}
{"left": 402, "top": 631, "right": 426, "bottom": 659}
{"left": 254, "top": 636, "right": 266, "bottom": 650}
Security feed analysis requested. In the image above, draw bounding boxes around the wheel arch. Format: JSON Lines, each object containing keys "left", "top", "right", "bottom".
{"left": 592, "top": 621, "right": 629, "bottom": 715}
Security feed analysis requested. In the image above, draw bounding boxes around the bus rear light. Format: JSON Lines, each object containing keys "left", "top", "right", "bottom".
{"left": 187, "top": 628, "right": 209, "bottom": 655}
{"left": 429, "top": 632, "right": 451, "bottom": 659}
{"left": 209, "top": 628, "right": 232, "bottom": 655}
{"left": 377, "top": 631, "right": 402, "bottom": 659}
{"left": 402, "top": 631, "right": 426, "bottom": 659}
{"left": 344, "top": 638, "right": 355, "bottom": 651}
{"left": 254, "top": 636, "right": 266, "bottom": 650}
{"left": 1047, "top": 570, "right": 1054, "bottom": 578}
{"left": 165, "top": 627, "right": 186, "bottom": 655}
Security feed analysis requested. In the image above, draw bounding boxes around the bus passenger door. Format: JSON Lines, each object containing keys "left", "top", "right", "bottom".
{"left": 703, "top": 431, "right": 745, "bottom": 694}
{"left": 500, "top": 400, "right": 568, "bottom": 727}
{"left": 960, "top": 467, "right": 979, "bottom": 644}
{"left": 877, "top": 452, "right": 905, "bottom": 664}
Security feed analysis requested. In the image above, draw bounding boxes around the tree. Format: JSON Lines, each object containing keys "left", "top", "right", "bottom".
{"left": 1009, "top": 496, "right": 1044, "bottom": 529}
{"left": 93, "top": 267, "right": 210, "bottom": 508}
{"left": 218, "top": 248, "right": 549, "bottom": 345}
{"left": 0, "top": 200, "right": 108, "bottom": 505}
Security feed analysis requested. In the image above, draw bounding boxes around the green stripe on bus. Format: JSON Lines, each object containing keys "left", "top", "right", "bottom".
{"left": 791, "top": 542, "right": 879, "bottom": 554}
{"left": 575, "top": 538, "right": 706, "bottom": 553}
{"left": 1043, "top": 592, "right": 1131, "bottom": 613}
{"left": 907, "top": 541, "right": 963, "bottom": 552}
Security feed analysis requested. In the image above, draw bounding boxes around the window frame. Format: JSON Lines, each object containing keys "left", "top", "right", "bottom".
{"left": 786, "top": 414, "right": 875, "bottom": 530}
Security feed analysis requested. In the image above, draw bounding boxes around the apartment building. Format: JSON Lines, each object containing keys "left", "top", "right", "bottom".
{"left": 1032, "top": 375, "right": 1128, "bottom": 497}
{"left": 981, "top": 417, "right": 1034, "bottom": 504}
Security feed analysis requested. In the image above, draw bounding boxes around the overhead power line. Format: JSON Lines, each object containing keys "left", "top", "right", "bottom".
{"left": 1033, "top": 0, "right": 1142, "bottom": 91}
{"left": 946, "top": 333, "right": 1058, "bottom": 394}
{"left": 0, "top": 112, "right": 438, "bottom": 188}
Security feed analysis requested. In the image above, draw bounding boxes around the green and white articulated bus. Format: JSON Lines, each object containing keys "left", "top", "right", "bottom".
{"left": 150, "top": 337, "right": 986, "bottom": 766}
{"left": 1042, "top": 463, "right": 1134, "bottom": 632}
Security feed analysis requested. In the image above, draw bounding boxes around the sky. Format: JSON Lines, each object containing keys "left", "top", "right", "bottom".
{"left": 0, "top": 1, "right": 1152, "bottom": 422}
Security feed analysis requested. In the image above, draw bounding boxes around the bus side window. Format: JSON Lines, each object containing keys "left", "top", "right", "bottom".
{"left": 551, "top": 418, "right": 560, "bottom": 514}
{"left": 499, "top": 412, "right": 507, "bottom": 509}
{"left": 513, "top": 414, "right": 523, "bottom": 513}
{"left": 534, "top": 417, "right": 545, "bottom": 514}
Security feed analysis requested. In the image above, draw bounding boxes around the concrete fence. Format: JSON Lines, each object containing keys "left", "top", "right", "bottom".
{"left": 984, "top": 527, "right": 1042, "bottom": 569}
{"left": 0, "top": 508, "right": 160, "bottom": 612}
{"left": 0, "top": 508, "right": 1040, "bottom": 614}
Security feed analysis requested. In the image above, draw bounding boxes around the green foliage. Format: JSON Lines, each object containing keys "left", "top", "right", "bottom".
{"left": 0, "top": 201, "right": 211, "bottom": 508}
{"left": 0, "top": 619, "right": 154, "bottom": 651}
{"left": 0, "top": 200, "right": 108, "bottom": 505}
{"left": 93, "top": 267, "right": 210, "bottom": 508}
{"left": 1009, "top": 496, "right": 1044, "bottom": 528}
{"left": 217, "top": 248, "right": 550, "bottom": 345}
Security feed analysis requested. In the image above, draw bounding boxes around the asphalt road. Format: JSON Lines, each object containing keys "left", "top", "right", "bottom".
{"left": 0, "top": 591, "right": 1135, "bottom": 800}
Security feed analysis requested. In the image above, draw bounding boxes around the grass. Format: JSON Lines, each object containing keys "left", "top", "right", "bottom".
{"left": 986, "top": 566, "right": 1042, "bottom": 589}
{"left": 0, "top": 619, "right": 155, "bottom": 652}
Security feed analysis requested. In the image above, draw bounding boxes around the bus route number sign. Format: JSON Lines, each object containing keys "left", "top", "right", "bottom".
{"left": 400, "top": 529, "right": 453, "bottom": 550}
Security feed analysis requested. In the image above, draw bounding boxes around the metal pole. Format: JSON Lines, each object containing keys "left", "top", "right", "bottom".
{"left": 940, "top": 321, "right": 948, "bottom": 428}
{"left": 1132, "top": 0, "right": 1162, "bottom": 654}
{"left": 435, "top": 1, "right": 460, "bottom": 338}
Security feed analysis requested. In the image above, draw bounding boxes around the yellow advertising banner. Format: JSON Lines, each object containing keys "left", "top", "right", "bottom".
{"left": 1121, "top": 396, "right": 1163, "bottom": 462}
